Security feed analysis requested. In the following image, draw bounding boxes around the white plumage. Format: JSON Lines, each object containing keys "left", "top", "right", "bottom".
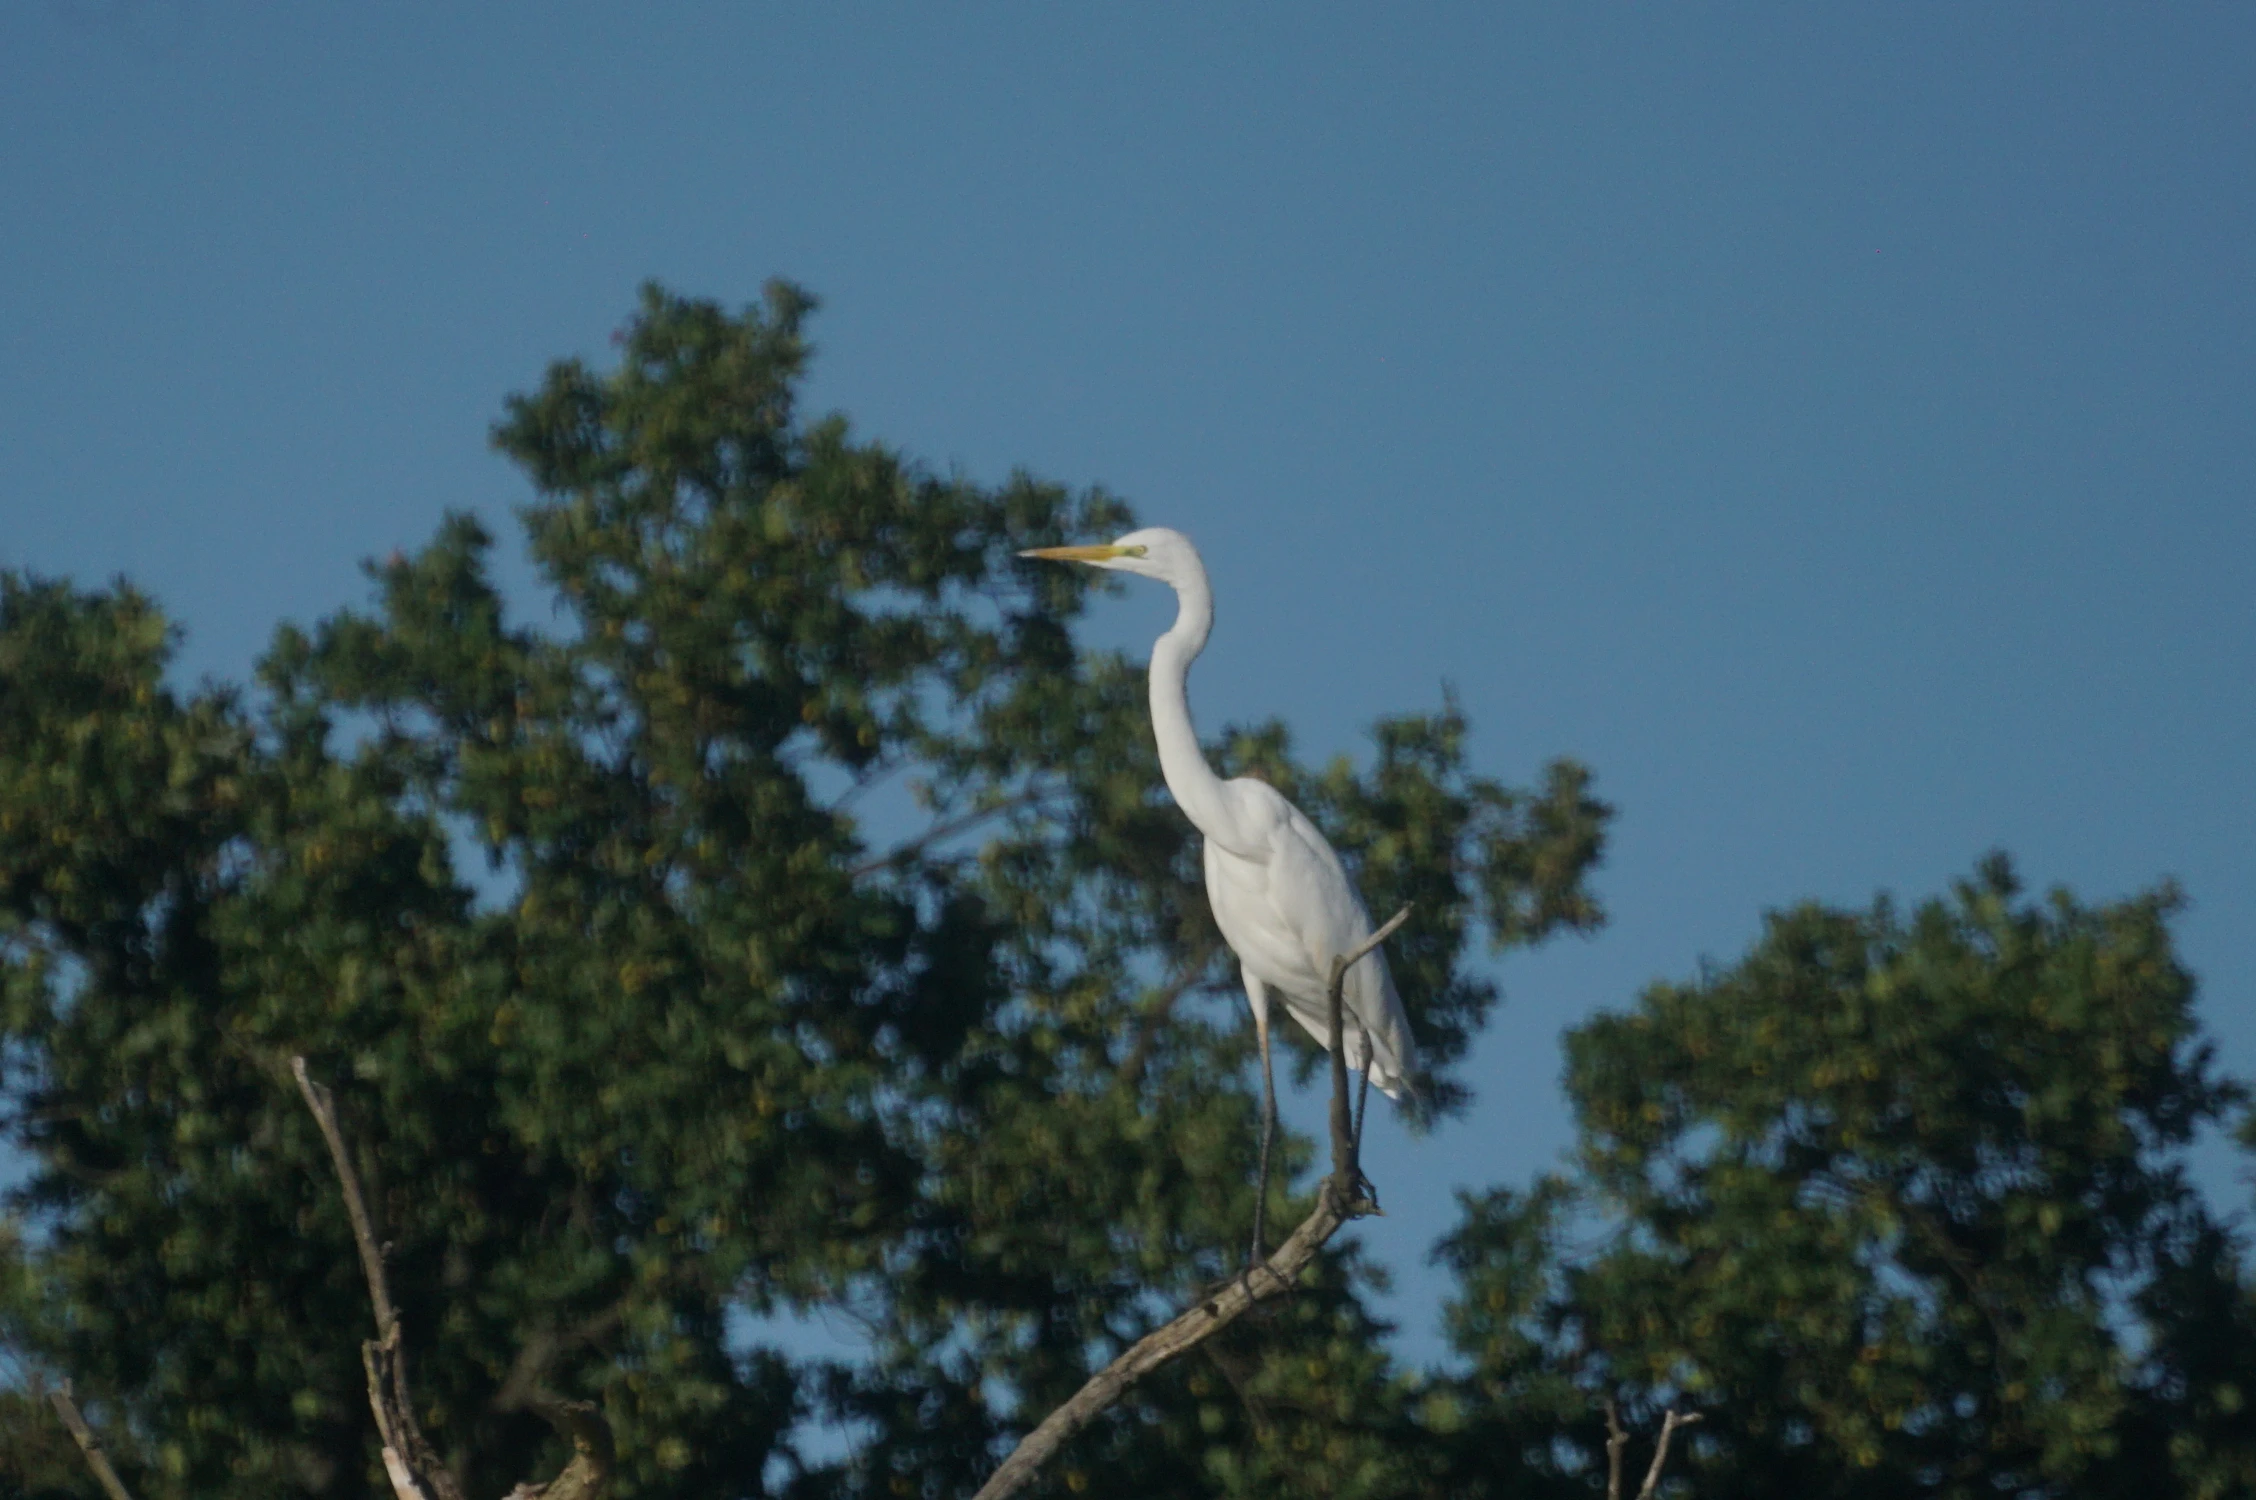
{"left": 1199, "top": 786, "right": 1415, "bottom": 1098}
{"left": 1021, "top": 526, "right": 1418, "bottom": 1147}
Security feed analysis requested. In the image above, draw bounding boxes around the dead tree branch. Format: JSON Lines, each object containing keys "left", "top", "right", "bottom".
{"left": 1324, "top": 905, "right": 1410, "bottom": 1210}
{"left": 1116, "top": 936, "right": 1222, "bottom": 1090}
{"left": 971, "top": 906, "right": 1412, "bottom": 1500}
{"left": 291, "top": 1056, "right": 463, "bottom": 1500}
{"left": 1602, "top": 1398, "right": 1703, "bottom": 1500}
{"left": 492, "top": 1307, "right": 625, "bottom": 1500}
{"left": 291, "top": 1062, "right": 401, "bottom": 1340}
{"left": 1603, "top": 1399, "right": 1628, "bottom": 1500}
{"left": 493, "top": 1308, "right": 629, "bottom": 1420}
{"left": 293, "top": 1057, "right": 615, "bottom": 1500}
{"left": 1638, "top": 1408, "right": 1702, "bottom": 1500}
{"left": 47, "top": 1380, "right": 136, "bottom": 1500}
{"left": 849, "top": 787, "right": 1053, "bottom": 878}
{"left": 499, "top": 1400, "right": 614, "bottom": 1500}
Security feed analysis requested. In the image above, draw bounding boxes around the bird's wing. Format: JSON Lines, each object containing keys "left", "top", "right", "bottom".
{"left": 1216, "top": 774, "right": 1293, "bottom": 845}
{"left": 1206, "top": 779, "right": 1418, "bottom": 1095}
{"left": 1268, "top": 805, "right": 1370, "bottom": 971}
{"left": 1267, "top": 803, "right": 1419, "bottom": 1096}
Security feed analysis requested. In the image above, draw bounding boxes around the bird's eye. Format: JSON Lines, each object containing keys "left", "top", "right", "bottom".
{"left": 1122, "top": 545, "right": 1148, "bottom": 557}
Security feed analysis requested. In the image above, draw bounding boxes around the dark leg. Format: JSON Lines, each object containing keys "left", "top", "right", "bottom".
{"left": 1249, "top": 979, "right": 1277, "bottom": 1270}
{"left": 1352, "top": 1020, "right": 1373, "bottom": 1159}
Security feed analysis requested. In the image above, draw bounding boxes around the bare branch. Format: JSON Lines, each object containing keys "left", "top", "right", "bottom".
{"left": 357, "top": 1339, "right": 428, "bottom": 1500}
{"left": 1116, "top": 937, "right": 1221, "bottom": 1089}
{"left": 849, "top": 787, "right": 1052, "bottom": 877}
{"left": 46, "top": 1381, "right": 136, "bottom": 1500}
{"left": 1603, "top": 1398, "right": 1628, "bottom": 1500}
{"left": 290, "top": 1058, "right": 398, "bottom": 1339}
{"left": 1325, "top": 958, "right": 1358, "bottom": 1208}
{"left": 492, "top": 1311, "right": 623, "bottom": 1500}
{"left": 291, "top": 1057, "right": 466, "bottom": 1500}
{"left": 972, "top": 1178, "right": 1357, "bottom": 1500}
{"left": 824, "top": 754, "right": 902, "bottom": 813}
{"left": 1343, "top": 905, "right": 1414, "bottom": 972}
{"left": 1324, "top": 906, "right": 1411, "bottom": 1210}
{"left": 378, "top": 1433, "right": 433, "bottom": 1500}
{"left": 1636, "top": 1408, "right": 1702, "bottom": 1500}
{"left": 492, "top": 1299, "right": 635, "bottom": 1418}
{"left": 501, "top": 1399, "right": 614, "bottom": 1500}
{"left": 972, "top": 907, "right": 1412, "bottom": 1500}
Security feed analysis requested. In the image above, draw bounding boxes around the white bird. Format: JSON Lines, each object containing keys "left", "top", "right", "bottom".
{"left": 1021, "top": 527, "right": 1418, "bottom": 1257}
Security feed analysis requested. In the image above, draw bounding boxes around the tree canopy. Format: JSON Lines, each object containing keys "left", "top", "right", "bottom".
{"left": 1441, "top": 861, "right": 2256, "bottom": 1499}
{"left": 3, "top": 282, "right": 2252, "bottom": 1500}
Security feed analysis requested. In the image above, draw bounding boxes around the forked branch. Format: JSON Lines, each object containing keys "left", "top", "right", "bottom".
{"left": 291, "top": 1056, "right": 463, "bottom": 1500}
{"left": 972, "top": 906, "right": 1412, "bottom": 1500}
{"left": 291, "top": 1057, "right": 611, "bottom": 1500}
{"left": 1639, "top": 1408, "right": 1702, "bottom": 1499}
{"left": 1603, "top": 1397, "right": 1704, "bottom": 1500}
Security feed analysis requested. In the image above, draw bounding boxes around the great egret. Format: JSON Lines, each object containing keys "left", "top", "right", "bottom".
{"left": 1021, "top": 527, "right": 1417, "bottom": 1259}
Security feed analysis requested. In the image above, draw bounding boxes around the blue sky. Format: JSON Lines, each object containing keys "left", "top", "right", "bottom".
{"left": 5, "top": 4, "right": 2252, "bottom": 1369}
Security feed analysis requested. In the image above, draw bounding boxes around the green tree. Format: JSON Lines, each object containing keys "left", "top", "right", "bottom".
{"left": 0, "top": 281, "right": 1607, "bottom": 1499}
{"left": 1439, "top": 858, "right": 2256, "bottom": 1499}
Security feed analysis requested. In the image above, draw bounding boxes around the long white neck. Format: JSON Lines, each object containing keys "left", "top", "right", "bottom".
{"left": 1148, "top": 559, "right": 1259, "bottom": 857}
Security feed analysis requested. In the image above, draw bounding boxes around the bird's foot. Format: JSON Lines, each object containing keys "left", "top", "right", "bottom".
{"left": 1238, "top": 1237, "right": 1267, "bottom": 1300}
{"left": 1235, "top": 1255, "right": 1292, "bottom": 1307}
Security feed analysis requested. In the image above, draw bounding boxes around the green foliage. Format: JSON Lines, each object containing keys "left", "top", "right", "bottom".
{"left": 1436, "top": 858, "right": 2256, "bottom": 1499}
{"left": 0, "top": 282, "right": 1606, "bottom": 1498}
{"left": 13, "top": 277, "right": 2252, "bottom": 1500}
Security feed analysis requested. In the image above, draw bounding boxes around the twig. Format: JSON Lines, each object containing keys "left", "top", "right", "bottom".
{"left": 501, "top": 1399, "right": 614, "bottom": 1500}
{"left": 290, "top": 1059, "right": 398, "bottom": 1338}
{"left": 46, "top": 1381, "right": 136, "bottom": 1500}
{"left": 823, "top": 755, "right": 901, "bottom": 813}
{"left": 1603, "top": 1398, "right": 1628, "bottom": 1500}
{"left": 1198, "top": 1343, "right": 1275, "bottom": 1444}
{"left": 1117, "top": 937, "right": 1221, "bottom": 1090}
{"left": 1601, "top": 1398, "right": 1702, "bottom": 1500}
{"left": 1351, "top": 1018, "right": 1372, "bottom": 1154}
{"left": 1636, "top": 1408, "right": 1702, "bottom": 1500}
{"left": 290, "top": 1057, "right": 463, "bottom": 1500}
{"left": 1344, "top": 905, "right": 1414, "bottom": 975}
{"left": 492, "top": 1309, "right": 625, "bottom": 1500}
{"left": 848, "top": 787, "right": 1051, "bottom": 877}
{"left": 972, "top": 906, "right": 1411, "bottom": 1500}
{"left": 1324, "top": 906, "right": 1410, "bottom": 1209}
{"left": 492, "top": 1297, "right": 638, "bottom": 1419}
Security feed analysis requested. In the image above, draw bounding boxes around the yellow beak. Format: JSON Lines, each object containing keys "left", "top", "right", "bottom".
{"left": 1018, "top": 544, "right": 1134, "bottom": 563}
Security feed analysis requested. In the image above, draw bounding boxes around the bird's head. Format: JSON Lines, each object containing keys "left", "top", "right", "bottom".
{"left": 1018, "top": 526, "right": 1202, "bottom": 587}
